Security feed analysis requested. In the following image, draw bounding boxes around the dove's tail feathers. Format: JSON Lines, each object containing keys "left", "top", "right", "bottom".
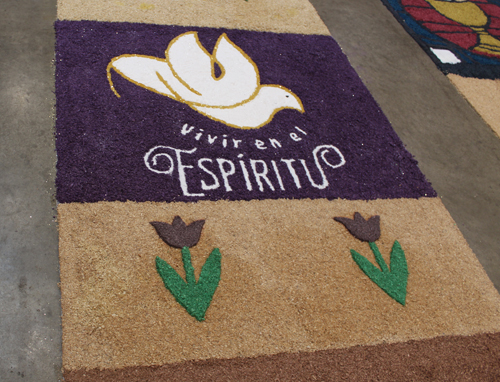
{"left": 107, "top": 61, "right": 122, "bottom": 98}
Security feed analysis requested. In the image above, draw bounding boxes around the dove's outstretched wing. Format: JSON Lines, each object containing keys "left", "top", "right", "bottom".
{"left": 107, "top": 32, "right": 260, "bottom": 107}
{"left": 166, "top": 32, "right": 260, "bottom": 107}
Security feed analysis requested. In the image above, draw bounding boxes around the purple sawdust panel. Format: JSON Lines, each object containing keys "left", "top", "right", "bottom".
{"left": 55, "top": 20, "right": 435, "bottom": 203}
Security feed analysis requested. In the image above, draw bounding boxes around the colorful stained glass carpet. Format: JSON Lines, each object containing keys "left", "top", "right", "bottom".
{"left": 55, "top": 0, "right": 500, "bottom": 380}
{"left": 379, "top": 0, "right": 500, "bottom": 138}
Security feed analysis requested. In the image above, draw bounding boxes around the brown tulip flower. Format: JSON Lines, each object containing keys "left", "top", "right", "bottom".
{"left": 151, "top": 216, "right": 205, "bottom": 248}
{"left": 334, "top": 212, "right": 380, "bottom": 242}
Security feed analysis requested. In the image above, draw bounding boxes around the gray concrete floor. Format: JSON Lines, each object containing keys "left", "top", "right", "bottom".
{"left": 0, "top": 1, "right": 61, "bottom": 381}
{"left": 1, "top": 0, "right": 499, "bottom": 381}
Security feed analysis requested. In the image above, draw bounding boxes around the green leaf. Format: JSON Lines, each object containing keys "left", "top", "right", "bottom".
{"left": 388, "top": 240, "right": 408, "bottom": 305}
{"left": 198, "top": 248, "right": 222, "bottom": 297}
{"left": 350, "top": 240, "right": 408, "bottom": 306}
{"left": 351, "top": 250, "right": 381, "bottom": 277}
{"left": 156, "top": 248, "right": 222, "bottom": 321}
{"left": 155, "top": 256, "right": 188, "bottom": 298}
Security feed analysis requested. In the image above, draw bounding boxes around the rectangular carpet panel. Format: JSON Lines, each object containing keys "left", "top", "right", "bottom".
{"left": 62, "top": 332, "right": 500, "bottom": 382}
{"left": 55, "top": 21, "right": 435, "bottom": 203}
{"left": 58, "top": 198, "right": 500, "bottom": 370}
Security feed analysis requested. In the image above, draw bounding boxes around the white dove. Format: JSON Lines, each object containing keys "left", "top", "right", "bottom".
{"left": 107, "top": 31, "right": 304, "bottom": 129}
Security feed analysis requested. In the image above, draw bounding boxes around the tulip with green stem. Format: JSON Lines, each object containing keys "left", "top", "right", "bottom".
{"left": 334, "top": 213, "right": 408, "bottom": 306}
{"left": 151, "top": 216, "right": 221, "bottom": 321}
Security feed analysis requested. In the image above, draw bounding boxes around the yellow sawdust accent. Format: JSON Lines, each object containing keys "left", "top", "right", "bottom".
{"left": 139, "top": 3, "right": 155, "bottom": 11}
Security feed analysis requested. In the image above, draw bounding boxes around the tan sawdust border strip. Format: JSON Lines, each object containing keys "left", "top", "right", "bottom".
{"left": 447, "top": 74, "right": 500, "bottom": 138}
{"left": 56, "top": 0, "right": 330, "bottom": 35}
{"left": 58, "top": 197, "right": 500, "bottom": 370}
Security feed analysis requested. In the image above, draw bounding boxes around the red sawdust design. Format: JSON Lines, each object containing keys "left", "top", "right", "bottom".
{"left": 436, "top": 32, "right": 478, "bottom": 50}
{"left": 401, "top": 0, "right": 432, "bottom": 8}
{"left": 403, "top": 0, "right": 500, "bottom": 57}
{"left": 488, "top": 18, "right": 500, "bottom": 31}
{"left": 422, "top": 22, "right": 472, "bottom": 33}
{"left": 405, "top": 7, "right": 462, "bottom": 25}
{"left": 478, "top": 4, "right": 500, "bottom": 18}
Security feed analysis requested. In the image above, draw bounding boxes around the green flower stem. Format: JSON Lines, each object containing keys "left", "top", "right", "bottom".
{"left": 182, "top": 246, "right": 196, "bottom": 285}
{"left": 369, "top": 241, "right": 389, "bottom": 272}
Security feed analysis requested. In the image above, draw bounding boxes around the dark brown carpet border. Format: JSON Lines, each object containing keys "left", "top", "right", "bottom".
{"left": 64, "top": 332, "right": 500, "bottom": 381}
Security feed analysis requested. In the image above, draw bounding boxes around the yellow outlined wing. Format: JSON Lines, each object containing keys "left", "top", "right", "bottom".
{"left": 166, "top": 32, "right": 260, "bottom": 107}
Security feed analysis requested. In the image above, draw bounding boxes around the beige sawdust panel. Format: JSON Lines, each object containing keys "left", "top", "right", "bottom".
{"left": 57, "top": 0, "right": 330, "bottom": 35}
{"left": 448, "top": 74, "right": 500, "bottom": 138}
{"left": 58, "top": 197, "right": 500, "bottom": 370}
